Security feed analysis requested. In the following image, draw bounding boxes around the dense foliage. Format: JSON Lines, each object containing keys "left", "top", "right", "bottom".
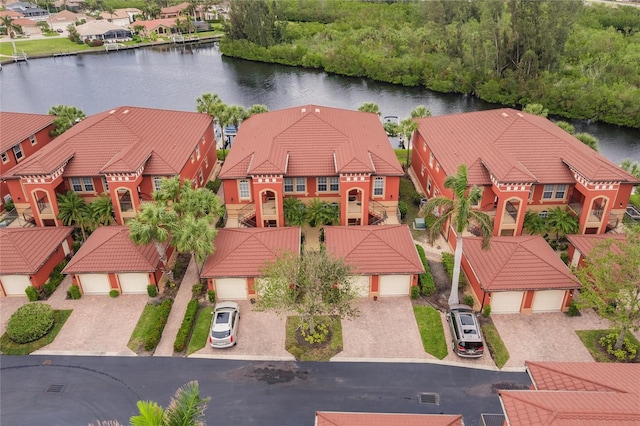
{"left": 222, "top": 0, "right": 640, "bottom": 128}
{"left": 415, "top": 244, "right": 435, "bottom": 296}
{"left": 174, "top": 299, "right": 199, "bottom": 353}
{"left": 6, "top": 303, "right": 55, "bottom": 344}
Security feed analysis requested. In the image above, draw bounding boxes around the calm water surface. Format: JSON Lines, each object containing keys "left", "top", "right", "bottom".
{"left": 1, "top": 43, "right": 638, "bottom": 164}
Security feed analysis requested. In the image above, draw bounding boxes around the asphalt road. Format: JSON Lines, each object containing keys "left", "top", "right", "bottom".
{"left": 0, "top": 356, "right": 531, "bottom": 426}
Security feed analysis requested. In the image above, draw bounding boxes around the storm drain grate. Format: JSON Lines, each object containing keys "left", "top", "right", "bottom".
{"left": 46, "top": 384, "right": 65, "bottom": 393}
{"left": 418, "top": 392, "right": 439, "bottom": 405}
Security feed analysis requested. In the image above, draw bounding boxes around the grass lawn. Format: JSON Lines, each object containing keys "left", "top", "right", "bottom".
{"left": 127, "top": 300, "right": 172, "bottom": 353}
{"left": 187, "top": 306, "right": 213, "bottom": 356}
{"left": 481, "top": 323, "right": 509, "bottom": 368}
{"left": 0, "top": 38, "right": 96, "bottom": 57}
{"left": 413, "top": 305, "right": 448, "bottom": 359}
{"left": 394, "top": 148, "right": 410, "bottom": 168}
{"left": 630, "top": 193, "right": 640, "bottom": 209}
{"left": 576, "top": 329, "right": 640, "bottom": 363}
{"left": 0, "top": 310, "right": 72, "bottom": 355}
{"left": 285, "top": 316, "right": 342, "bottom": 361}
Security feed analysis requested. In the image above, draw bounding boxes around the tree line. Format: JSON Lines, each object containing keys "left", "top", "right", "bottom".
{"left": 220, "top": 0, "right": 640, "bottom": 128}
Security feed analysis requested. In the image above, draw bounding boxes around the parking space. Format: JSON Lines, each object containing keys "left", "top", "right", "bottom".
{"left": 192, "top": 300, "right": 294, "bottom": 360}
{"left": 491, "top": 309, "right": 612, "bottom": 369}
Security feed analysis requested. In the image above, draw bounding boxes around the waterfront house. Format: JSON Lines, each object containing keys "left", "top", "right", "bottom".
{"left": 219, "top": 105, "right": 404, "bottom": 228}
{"left": 0, "top": 227, "right": 73, "bottom": 296}
{"left": 75, "top": 20, "right": 132, "bottom": 42}
{"left": 47, "top": 10, "right": 89, "bottom": 33}
{"left": 99, "top": 8, "right": 140, "bottom": 27}
{"left": 131, "top": 18, "right": 177, "bottom": 36}
{"left": 159, "top": 2, "right": 190, "bottom": 19}
{"left": 410, "top": 109, "right": 639, "bottom": 239}
{"left": 8, "top": 106, "right": 216, "bottom": 226}
{"left": 0, "top": 112, "right": 56, "bottom": 212}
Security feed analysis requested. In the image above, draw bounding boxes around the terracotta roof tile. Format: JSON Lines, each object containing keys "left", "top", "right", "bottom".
{"left": 416, "top": 109, "right": 638, "bottom": 186}
{"left": 526, "top": 361, "right": 640, "bottom": 395}
{"left": 324, "top": 225, "right": 424, "bottom": 275}
{"left": 499, "top": 390, "right": 640, "bottom": 425}
{"left": 219, "top": 105, "right": 403, "bottom": 179}
{"left": 462, "top": 236, "right": 580, "bottom": 291}
{"left": 0, "top": 112, "right": 54, "bottom": 153}
{"left": 11, "top": 106, "right": 212, "bottom": 177}
{"left": 63, "top": 226, "right": 160, "bottom": 274}
{"left": 566, "top": 234, "right": 627, "bottom": 258}
{"left": 0, "top": 227, "right": 72, "bottom": 274}
{"left": 201, "top": 227, "right": 300, "bottom": 278}
{"left": 315, "top": 411, "right": 464, "bottom": 426}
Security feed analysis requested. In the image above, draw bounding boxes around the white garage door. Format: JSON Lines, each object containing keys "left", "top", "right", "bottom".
{"left": 490, "top": 291, "right": 524, "bottom": 314}
{"left": 78, "top": 274, "right": 111, "bottom": 295}
{"left": 118, "top": 273, "right": 150, "bottom": 294}
{"left": 350, "top": 276, "right": 371, "bottom": 297}
{"left": 215, "top": 278, "right": 248, "bottom": 300}
{"left": 1, "top": 275, "right": 31, "bottom": 296}
{"left": 531, "top": 290, "right": 566, "bottom": 313}
{"left": 379, "top": 275, "right": 411, "bottom": 297}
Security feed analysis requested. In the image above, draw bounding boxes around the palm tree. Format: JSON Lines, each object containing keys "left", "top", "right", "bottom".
{"left": 245, "top": 104, "right": 269, "bottom": 117}
{"left": 283, "top": 196, "right": 307, "bottom": 226}
{"left": 410, "top": 105, "right": 432, "bottom": 119}
{"left": 400, "top": 118, "right": 418, "bottom": 171}
{"left": 358, "top": 102, "right": 381, "bottom": 115}
{"left": 1, "top": 16, "right": 22, "bottom": 38}
{"left": 128, "top": 202, "right": 178, "bottom": 281}
{"left": 523, "top": 210, "right": 548, "bottom": 237}
{"left": 89, "top": 194, "right": 115, "bottom": 228}
{"left": 218, "top": 104, "right": 245, "bottom": 149}
{"left": 421, "top": 164, "right": 493, "bottom": 305}
{"left": 172, "top": 214, "right": 216, "bottom": 270}
{"left": 547, "top": 207, "right": 579, "bottom": 243}
{"left": 57, "top": 191, "right": 91, "bottom": 241}
{"left": 129, "top": 381, "right": 210, "bottom": 426}
{"left": 574, "top": 132, "right": 599, "bottom": 152}
{"left": 306, "top": 199, "right": 339, "bottom": 227}
{"left": 48, "top": 105, "right": 86, "bottom": 136}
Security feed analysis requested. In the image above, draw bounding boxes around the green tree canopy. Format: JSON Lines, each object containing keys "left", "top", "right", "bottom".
{"left": 256, "top": 250, "right": 359, "bottom": 334}
{"left": 129, "top": 381, "right": 210, "bottom": 426}
{"left": 57, "top": 191, "right": 91, "bottom": 241}
{"left": 48, "top": 105, "right": 86, "bottom": 136}
{"left": 357, "top": 102, "right": 381, "bottom": 115}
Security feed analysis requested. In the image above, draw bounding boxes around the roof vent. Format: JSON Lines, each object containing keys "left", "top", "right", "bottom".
{"left": 122, "top": 109, "right": 129, "bottom": 114}
{"left": 501, "top": 112, "right": 509, "bottom": 118}
{"left": 301, "top": 108, "right": 306, "bottom": 113}
{"left": 109, "top": 109, "right": 116, "bottom": 114}
{"left": 516, "top": 112, "right": 523, "bottom": 117}
{"left": 315, "top": 108, "right": 320, "bottom": 113}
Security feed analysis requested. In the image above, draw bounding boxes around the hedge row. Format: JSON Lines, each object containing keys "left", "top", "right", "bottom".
{"left": 415, "top": 245, "right": 435, "bottom": 296}
{"left": 441, "top": 252, "right": 466, "bottom": 286}
{"left": 145, "top": 299, "right": 173, "bottom": 352}
{"left": 6, "top": 303, "right": 55, "bottom": 344}
{"left": 173, "top": 299, "right": 200, "bottom": 353}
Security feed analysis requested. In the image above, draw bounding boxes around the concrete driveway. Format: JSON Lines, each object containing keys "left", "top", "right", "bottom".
{"left": 0, "top": 276, "right": 147, "bottom": 356}
{"left": 491, "top": 309, "right": 613, "bottom": 369}
{"left": 191, "top": 300, "right": 294, "bottom": 361}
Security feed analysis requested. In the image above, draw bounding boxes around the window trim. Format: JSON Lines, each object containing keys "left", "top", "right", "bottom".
{"left": 542, "top": 184, "right": 566, "bottom": 200}
{"left": 1, "top": 152, "right": 8, "bottom": 164}
{"left": 421, "top": 164, "right": 425, "bottom": 177}
{"left": 195, "top": 145, "right": 201, "bottom": 160}
{"left": 373, "top": 176, "right": 384, "bottom": 197}
{"left": 238, "top": 179, "right": 250, "bottom": 200}
{"left": 317, "top": 177, "right": 327, "bottom": 192}
{"left": 30, "top": 135, "right": 37, "bottom": 146}
{"left": 70, "top": 177, "right": 95, "bottom": 193}
{"left": 429, "top": 152, "right": 434, "bottom": 168}
{"left": 13, "top": 144, "right": 24, "bottom": 161}
{"left": 329, "top": 176, "right": 339, "bottom": 192}
{"left": 153, "top": 177, "right": 163, "bottom": 192}
{"left": 284, "top": 177, "right": 294, "bottom": 193}
{"left": 427, "top": 176, "right": 432, "bottom": 195}
{"left": 199, "top": 169, "right": 204, "bottom": 184}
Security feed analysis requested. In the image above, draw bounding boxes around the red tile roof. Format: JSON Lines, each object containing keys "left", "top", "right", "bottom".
{"left": 219, "top": 105, "right": 403, "bottom": 179}
{"left": 526, "top": 361, "right": 640, "bottom": 395}
{"left": 462, "top": 236, "right": 580, "bottom": 291}
{"left": 0, "top": 111, "right": 54, "bottom": 153}
{"left": 315, "top": 411, "right": 464, "bottom": 426}
{"left": 0, "top": 227, "right": 72, "bottom": 274}
{"left": 201, "top": 227, "right": 300, "bottom": 278}
{"left": 63, "top": 226, "right": 160, "bottom": 273}
{"left": 324, "top": 225, "right": 424, "bottom": 275}
{"left": 566, "top": 233, "right": 627, "bottom": 258}
{"left": 10, "top": 106, "right": 212, "bottom": 178}
{"left": 416, "top": 108, "right": 638, "bottom": 185}
{"left": 499, "top": 390, "right": 640, "bottom": 425}
{"left": 133, "top": 18, "right": 176, "bottom": 31}
{"left": 161, "top": 2, "right": 189, "bottom": 14}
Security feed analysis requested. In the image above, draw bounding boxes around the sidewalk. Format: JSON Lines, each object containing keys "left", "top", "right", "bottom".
{"left": 153, "top": 255, "right": 200, "bottom": 357}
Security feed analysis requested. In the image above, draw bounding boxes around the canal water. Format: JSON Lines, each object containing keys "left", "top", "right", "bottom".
{"left": 1, "top": 42, "right": 638, "bottom": 164}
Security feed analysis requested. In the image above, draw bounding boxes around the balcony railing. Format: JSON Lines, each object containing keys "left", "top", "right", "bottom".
{"left": 237, "top": 203, "right": 256, "bottom": 227}
{"left": 368, "top": 200, "right": 388, "bottom": 225}
{"left": 37, "top": 199, "right": 53, "bottom": 214}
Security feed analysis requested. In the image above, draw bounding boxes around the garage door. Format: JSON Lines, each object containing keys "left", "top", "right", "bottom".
{"left": 490, "top": 291, "right": 524, "bottom": 314}
{"left": 215, "top": 278, "right": 248, "bottom": 300}
{"left": 1, "top": 275, "right": 31, "bottom": 296}
{"left": 531, "top": 290, "right": 566, "bottom": 313}
{"left": 78, "top": 274, "right": 111, "bottom": 295}
{"left": 379, "top": 275, "right": 411, "bottom": 297}
{"left": 350, "top": 275, "right": 371, "bottom": 298}
{"left": 118, "top": 273, "right": 150, "bottom": 294}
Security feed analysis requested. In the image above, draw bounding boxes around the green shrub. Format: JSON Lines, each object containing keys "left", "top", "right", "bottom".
{"left": 42, "top": 282, "right": 56, "bottom": 297}
{"left": 207, "top": 290, "right": 216, "bottom": 303}
{"left": 145, "top": 298, "right": 173, "bottom": 352}
{"left": 482, "top": 304, "right": 491, "bottom": 318}
{"left": 68, "top": 285, "right": 81, "bottom": 299}
{"left": 441, "top": 252, "right": 466, "bottom": 286}
{"left": 174, "top": 299, "right": 199, "bottom": 353}
{"left": 72, "top": 241, "right": 82, "bottom": 252}
{"left": 216, "top": 150, "right": 228, "bottom": 161}
{"left": 192, "top": 283, "right": 204, "bottom": 299}
{"left": 4, "top": 198, "right": 15, "bottom": 211}
{"left": 147, "top": 284, "right": 158, "bottom": 297}
{"left": 205, "top": 178, "right": 222, "bottom": 194}
{"left": 6, "top": 303, "right": 55, "bottom": 344}
{"left": 599, "top": 333, "right": 638, "bottom": 362}
{"left": 398, "top": 200, "right": 409, "bottom": 220}
{"left": 410, "top": 285, "right": 420, "bottom": 299}
{"left": 560, "top": 252, "right": 570, "bottom": 265}
{"left": 25, "top": 286, "right": 39, "bottom": 302}
{"left": 415, "top": 245, "right": 435, "bottom": 296}
{"left": 567, "top": 300, "right": 580, "bottom": 317}
{"left": 463, "top": 295, "right": 474, "bottom": 307}
{"left": 109, "top": 289, "right": 120, "bottom": 298}
{"left": 300, "top": 322, "right": 329, "bottom": 344}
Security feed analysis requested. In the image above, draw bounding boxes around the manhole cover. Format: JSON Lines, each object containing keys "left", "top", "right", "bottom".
{"left": 418, "top": 392, "right": 439, "bottom": 405}
{"left": 46, "top": 384, "right": 65, "bottom": 393}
